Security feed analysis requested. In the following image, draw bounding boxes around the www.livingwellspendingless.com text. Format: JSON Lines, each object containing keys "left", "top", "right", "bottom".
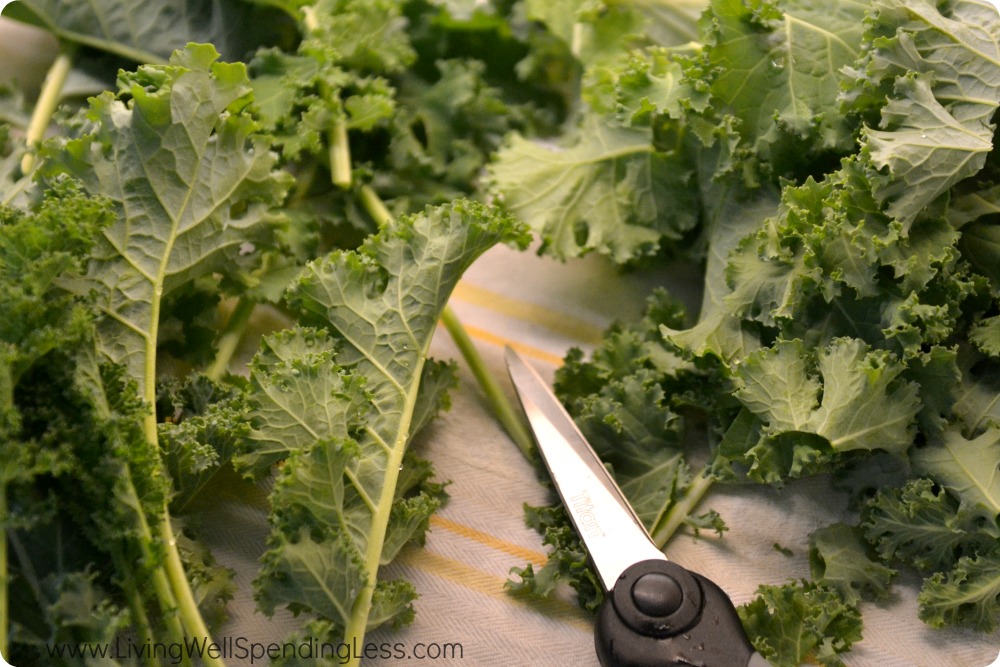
{"left": 41, "top": 635, "right": 465, "bottom": 665}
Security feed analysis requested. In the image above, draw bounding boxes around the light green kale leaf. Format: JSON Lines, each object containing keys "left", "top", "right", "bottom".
{"left": 609, "top": 47, "right": 710, "bottom": 127}
{"left": 808, "top": 522, "right": 895, "bottom": 605}
{"left": 918, "top": 550, "right": 1000, "bottom": 632}
{"left": 724, "top": 338, "right": 921, "bottom": 482}
{"left": 488, "top": 112, "right": 697, "bottom": 262}
{"left": 243, "top": 200, "right": 529, "bottom": 652}
{"left": 862, "top": 477, "right": 995, "bottom": 572}
{"left": 40, "top": 43, "right": 292, "bottom": 406}
{"left": 951, "top": 182, "right": 1000, "bottom": 229}
{"left": 948, "top": 348, "right": 1000, "bottom": 436}
{"left": 249, "top": 48, "right": 397, "bottom": 163}
{"left": 6, "top": 0, "right": 285, "bottom": 64}
{"left": 913, "top": 424, "right": 1000, "bottom": 536}
{"left": 301, "top": 0, "right": 416, "bottom": 74}
{"left": 971, "top": 315, "right": 1000, "bottom": 357}
{"left": 702, "top": 0, "right": 865, "bottom": 164}
{"left": 738, "top": 580, "right": 863, "bottom": 667}
{"left": 522, "top": 0, "right": 705, "bottom": 66}
{"left": 852, "top": 0, "right": 1000, "bottom": 225}
{"left": 661, "top": 183, "right": 780, "bottom": 362}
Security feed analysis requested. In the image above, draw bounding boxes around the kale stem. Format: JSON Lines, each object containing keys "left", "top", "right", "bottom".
{"left": 301, "top": 5, "right": 320, "bottom": 33}
{"left": 20, "top": 49, "right": 73, "bottom": 175}
{"left": 288, "top": 160, "right": 319, "bottom": 209}
{"left": 110, "top": 545, "right": 162, "bottom": 667}
{"left": 649, "top": 468, "right": 715, "bottom": 549}
{"left": 570, "top": 22, "right": 585, "bottom": 59}
{"left": 0, "top": 173, "right": 32, "bottom": 207}
{"left": 207, "top": 297, "right": 256, "bottom": 381}
{"left": 440, "top": 306, "right": 536, "bottom": 461}
{"left": 120, "top": 468, "right": 190, "bottom": 661}
{"left": 329, "top": 116, "right": 352, "bottom": 189}
{"left": 159, "top": 510, "right": 226, "bottom": 667}
{"left": 358, "top": 184, "right": 393, "bottom": 227}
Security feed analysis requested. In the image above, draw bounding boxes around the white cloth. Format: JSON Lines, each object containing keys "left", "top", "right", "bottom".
{"left": 203, "top": 243, "right": 1000, "bottom": 666}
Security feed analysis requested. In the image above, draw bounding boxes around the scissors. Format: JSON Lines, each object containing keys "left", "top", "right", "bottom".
{"left": 505, "top": 346, "right": 772, "bottom": 667}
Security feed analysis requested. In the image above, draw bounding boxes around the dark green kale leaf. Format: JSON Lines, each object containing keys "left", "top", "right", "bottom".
{"left": 506, "top": 504, "right": 604, "bottom": 612}
{"left": 0, "top": 180, "right": 121, "bottom": 659}
{"left": 6, "top": 0, "right": 291, "bottom": 64}
{"left": 157, "top": 374, "right": 252, "bottom": 512}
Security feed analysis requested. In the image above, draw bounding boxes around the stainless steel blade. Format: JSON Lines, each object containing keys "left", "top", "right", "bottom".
{"left": 504, "top": 346, "right": 666, "bottom": 592}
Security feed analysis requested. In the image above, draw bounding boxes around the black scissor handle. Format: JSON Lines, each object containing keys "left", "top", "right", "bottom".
{"left": 595, "top": 559, "right": 757, "bottom": 667}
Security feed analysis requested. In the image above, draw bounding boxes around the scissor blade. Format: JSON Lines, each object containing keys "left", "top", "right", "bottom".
{"left": 504, "top": 346, "right": 666, "bottom": 592}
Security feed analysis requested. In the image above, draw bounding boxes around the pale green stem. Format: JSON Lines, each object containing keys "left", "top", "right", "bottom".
{"left": 341, "top": 353, "right": 426, "bottom": 667}
{"left": 1, "top": 175, "right": 32, "bottom": 207}
{"left": 159, "top": 511, "right": 226, "bottom": 667}
{"left": 288, "top": 160, "right": 319, "bottom": 209}
{"left": 440, "top": 306, "right": 536, "bottom": 461}
{"left": 358, "top": 184, "right": 392, "bottom": 227}
{"left": 207, "top": 298, "right": 256, "bottom": 381}
{"left": 20, "top": 50, "right": 73, "bottom": 175}
{"left": 110, "top": 545, "right": 162, "bottom": 667}
{"left": 119, "top": 467, "right": 190, "bottom": 665}
{"left": 329, "top": 116, "right": 352, "bottom": 189}
{"left": 649, "top": 469, "right": 715, "bottom": 550}
{"left": 570, "top": 22, "right": 586, "bottom": 60}
{"left": 301, "top": 5, "right": 320, "bottom": 33}
{"left": 141, "top": 291, "right": 221, "bottom": 665}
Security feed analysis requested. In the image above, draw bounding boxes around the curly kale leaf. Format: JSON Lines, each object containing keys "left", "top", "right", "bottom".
{"left": 240, "top": 200, "right": 529, "bottom": 649}
{"left": 918, "top": 550, "right": 1000, "bottom": 632}
{"left": 808, "top": 522, "right": 896, "bottom": 605}
{"left": 714, "top": 338, "right": 921, "bottom": 483}
{"left": 9, "top": 43, "right": 295, "bottom": 658}
{"left": 863, "top": 477, "right": 996, "bottom": 572}
{"left": 848, "top": 0, "right": 1000, "bottom": 225}
{"left": 157, "top": 374, "right": 251, "bottom": 512}
{"left": 702, "top": 0, "right": 865, "bottom": 167}
{"left": 41, "top": 43, "right": 292, "bottom": 398}
{"left": 738, "top": 580, "right": 863, "bottom": 667}
{"left": 506, "top": 504, "right": 604, "bottom": 612}
{"left": 488, "top": 111, "right": 697, "bottom": 262}
{"left": 913, "top": 425, "right": 1000, "bottom": 537}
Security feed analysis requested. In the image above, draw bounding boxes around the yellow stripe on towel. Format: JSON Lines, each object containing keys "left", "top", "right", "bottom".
{"left": 400, "top": 548, "right": 594, "bottom": 632}
{"left": 452, "top": 282, "right": 605, "bottom": 346}
{"left": 430, "top": 515, "right": 547, "bottom": 566}
{"left": 455, "top": 322, "right": 565, "bottom": 367}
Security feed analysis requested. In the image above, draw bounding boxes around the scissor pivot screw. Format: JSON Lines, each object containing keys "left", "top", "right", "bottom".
{"left": 611, "top": 560, "right": 703, "bottom": 638}
{"left": 631, "top": 572, "right": 683, "bottom": 616}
